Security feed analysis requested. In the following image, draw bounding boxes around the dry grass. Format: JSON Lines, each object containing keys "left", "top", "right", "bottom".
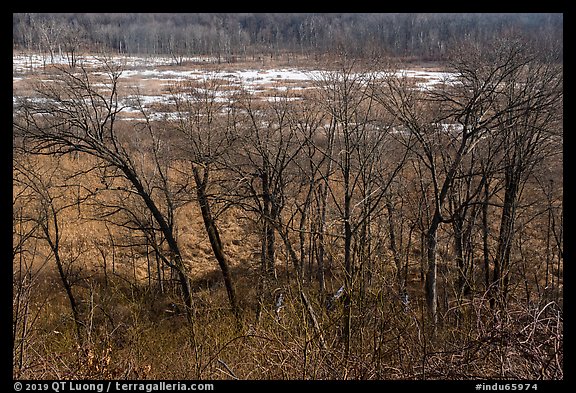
{"left": 13, "top": 55, "right": 563, "bottom": 380}
{"left": 14, "top": 259, "right": 562, "bottom": 379}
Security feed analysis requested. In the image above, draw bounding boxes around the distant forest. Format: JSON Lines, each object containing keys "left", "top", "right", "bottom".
{"left": 13, "top": 13, "right": 563, "bottom": 61}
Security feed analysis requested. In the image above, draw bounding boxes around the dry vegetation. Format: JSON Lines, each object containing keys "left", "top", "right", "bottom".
{"left": 13, "top": 35, "right": 563, "bottom": 381}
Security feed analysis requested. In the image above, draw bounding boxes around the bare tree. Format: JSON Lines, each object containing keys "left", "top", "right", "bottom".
{"left": 170, "top": 77, "right": 242, "bottom": 325}
{"left": 375, "top": 35, "right": 546, "bottom": 325}
{"left": 13, "top": 60, "right": 195, "bottom": 322}
{"left": 13, "top": 150, "right": 47, "bottom": 378}
{"left": 61, "top": 20, "right": 87, "bottom": 68}
{"left": 36, "top": 15, "right": 63, "bottom": 65}
{"left": 314, "top": 55, "right": 408, "bottom": 357}
{"left": 220, "top": 89, "right": 308, "bottom": 323}
{"left": 13, "top": 155, "right": 90, "bottom": 345}
{"left": 485, "top": 39, "right": 563, "bottom": 309}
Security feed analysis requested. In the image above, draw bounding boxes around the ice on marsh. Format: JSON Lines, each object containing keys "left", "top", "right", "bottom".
{"left": 395, "top": 69, "right": 457, "bottom": 89}
{"left": 120, "top": 67, "right": 321, "bottom": 87}
{"left": 14, "top": 53, "right": 459, "bottom": 122}
{"left": 14, "top": 53, "right": 456, "bottom": 92}
{"left": 13, "top": 53, "right": 217, "bottom": 74}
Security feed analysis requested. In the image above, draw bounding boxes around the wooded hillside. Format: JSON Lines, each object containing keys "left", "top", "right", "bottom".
{"left": 13, "top": 13, "right": 562, "bottom": 61}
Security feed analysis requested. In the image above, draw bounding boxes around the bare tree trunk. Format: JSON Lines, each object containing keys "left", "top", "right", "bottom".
{"left": 425, "top": 213, "right": 441, "bottom": 326}
{"left": 53, "top": 241, "right": 83, "bottom": 345}
{"left": 42, "top": 204, "right": 83, "bottom": 346}
{"left": 120, "top": 164, "right": 194, "bottom": 323}
{"left": 343, "top": 163, "right": 353, "bottom": 359}
{"left": 316, "top": 184, "right": 328, "bottom": 293}
{"left": 316, "top": 126, "right": 335, "bottom": 294}
{"left": 492, "top": 167, "right": 520, "bottom": 309}
{"left": 452, "top": 214, "right": 469, "bottom": 298}
{"left": 299, "top": 288, "right": 327, "bottom": 350}
{"left": 193, "top": 165, "right": 241, "bottom": 325}
{"left": 155, "top": 249, "right": 164, "bottom": 294}
{"left": 386, "top": 198, "right": 402, "bottom": 290}
{"left": 482, "top": 178, "right": 491, "bottom": 294}
{"left": 261, "top": 169, "right": 277, "bottom": 278}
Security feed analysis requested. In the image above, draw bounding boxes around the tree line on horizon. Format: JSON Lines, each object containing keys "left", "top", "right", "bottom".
{"left": 13, "top": 13, "right": 562, "bottom": 63}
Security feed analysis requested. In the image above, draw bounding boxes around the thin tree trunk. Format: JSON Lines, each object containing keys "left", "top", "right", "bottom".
{"left": 317, "top": 125, "right": 335, "bottom": 294}
{"left": 300, "top": 288, "right": 327, "bottom": 350}
{"left": 46, "top": 208, "right": 83, "bottom": 346}
{"left": 343, "top": 170, "right": 353, "bottom": 359}
{"left": 317, "top": 183, "right": 329, "bottom": 294}
{"left": 193, "top": 165, "right": 241, "bottom": 325}
{"left": 493, "top": 168, "right": 520, "bottom": 309}
{"left": 155, "top": 250, "right": 164, "bottom": 294}
{"left": 386, "top": 199, "right": 402, "bottom": 290}
{"left": 482, "top": 178, "right": 491, "bottom": 294}
{"left": 453, "top": 216, "right": 467, "bottom": 297}
{"left": 120, "top": 164, "right": 194, "bottom": 322}
{"left": 425, "top": 213, "right": 441, "bottom": 326}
